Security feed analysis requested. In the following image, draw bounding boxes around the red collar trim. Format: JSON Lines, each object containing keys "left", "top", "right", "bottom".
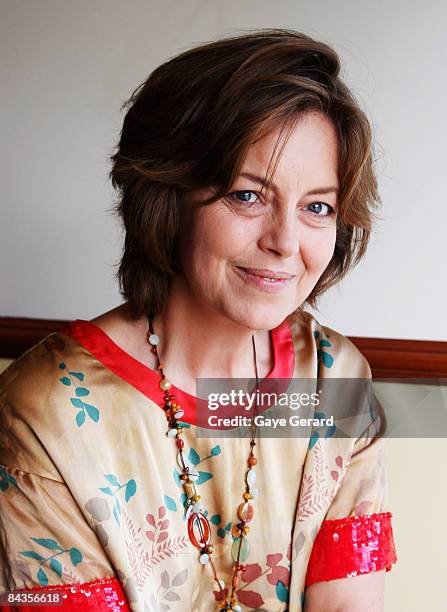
{"left": 60, "top": 318, "right": 295, "bottom": 427}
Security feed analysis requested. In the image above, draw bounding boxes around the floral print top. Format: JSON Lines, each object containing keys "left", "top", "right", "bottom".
{"left": 0, "top": 310, "right": 397, "bottom": 611}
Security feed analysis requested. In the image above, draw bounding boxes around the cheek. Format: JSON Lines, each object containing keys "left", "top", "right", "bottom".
{"left": 186, "top": 210, "right": 251, "bottom": 263}
{"left": 301, "top": 229, "right": 337, "bottom": 272}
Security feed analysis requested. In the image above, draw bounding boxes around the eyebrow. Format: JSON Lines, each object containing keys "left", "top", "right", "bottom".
{"left": 239, "top": 172, "right": 339, "bottom": 196}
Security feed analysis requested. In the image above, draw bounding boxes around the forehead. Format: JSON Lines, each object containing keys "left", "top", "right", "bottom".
{"left": 242, "top": 113, "right": 339, "bottom": 188}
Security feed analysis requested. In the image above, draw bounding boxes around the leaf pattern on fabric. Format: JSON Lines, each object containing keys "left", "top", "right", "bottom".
{"left": 297, "top": 441, "right": 338, "bottom": 520}
{"left": 58, "top": 361, "right": 100, "bottom": 426}
{"left": 19, "top": 537, "right": 83, "bottom": 586}
{"left": 212, "top": 548, "right": 292, "bottom": 607}
{"left": 0, "top": 465, "right": 18, "bottom": 492}
{"left": 145, "top": 566, "right": 188, "bottom": 611}
{"left": 96, "top": 473, "right": 137, "bottom": 526}
{"left": 119, "top": 506, "right": 190, "bottom": 596}
{"left": 314, "top": 328, "right": 335, "bottom": 371}
{"left": 208, "top": 514, "right": 233, "bottom": 540}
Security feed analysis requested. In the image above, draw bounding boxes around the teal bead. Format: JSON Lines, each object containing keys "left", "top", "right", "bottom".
{"left": 231, "top": 536, "right": 250, "bottom": 563}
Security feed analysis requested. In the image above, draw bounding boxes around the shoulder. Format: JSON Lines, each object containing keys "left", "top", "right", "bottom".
{"left": 0, "top": 330, "right": 88, "bottom": 406}
{"left": 285, "top": 309, "right": 372, "bottom": 378}
{"left": 1, "top": 333, "right": 65, "bottom": 403}
{"left": 0, "top": 331, "right": 93, "bottom": 478}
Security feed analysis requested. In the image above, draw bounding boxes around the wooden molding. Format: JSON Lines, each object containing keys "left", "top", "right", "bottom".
{"left": 0, "top": 317, "right": 69, "bottom": 360}
{"left": 346, "top": 335, "right": 447, "bottom": 380}
{"left": 0, "top": 316, "right": 446, "bottom": 380}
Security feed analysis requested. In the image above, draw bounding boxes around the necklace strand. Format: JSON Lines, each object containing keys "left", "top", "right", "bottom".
{"left": 147, "top": 316, "right": 260, "bottom": 611}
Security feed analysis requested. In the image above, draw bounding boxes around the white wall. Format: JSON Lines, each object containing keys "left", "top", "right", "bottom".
{"left": 1, "top": 0, "right": 446, "bottom": 341}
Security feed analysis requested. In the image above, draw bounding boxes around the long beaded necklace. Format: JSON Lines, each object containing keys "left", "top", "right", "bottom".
{"left": 147, "top": 316, "right": 261, "bottom": 611}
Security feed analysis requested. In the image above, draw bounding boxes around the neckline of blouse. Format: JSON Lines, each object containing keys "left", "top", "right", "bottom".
{"left": 59, "top": 318, "right": 296, "bottom": 426}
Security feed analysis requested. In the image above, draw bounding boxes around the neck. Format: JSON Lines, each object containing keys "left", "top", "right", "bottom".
{"left": 149, "top": 275, "right": 273, "bottom": 394}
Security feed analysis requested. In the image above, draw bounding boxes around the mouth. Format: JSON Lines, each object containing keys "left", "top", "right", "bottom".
{"left": 238, "top": 267, "right": 295, "bottom": 280}
{"left": 234, "top": 266, "right": 295, "bottom": 293}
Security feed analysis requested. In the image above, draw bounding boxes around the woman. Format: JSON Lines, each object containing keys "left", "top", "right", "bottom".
{"left": 0, "top": 28, "right": 397, "bottom": 611}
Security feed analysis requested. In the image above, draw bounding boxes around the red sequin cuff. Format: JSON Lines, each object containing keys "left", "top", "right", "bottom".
{"left": 305, "top": 511, "right": 397, "bottom": 586}
{"left": 0, "top": 576, "right": 129, "bottom": 611}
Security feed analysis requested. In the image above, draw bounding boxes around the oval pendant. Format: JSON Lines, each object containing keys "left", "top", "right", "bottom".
{"left": 187, "top": 512, "right": 211, "bottom": 548}
{"left": 247, "top": 469, "right": 256, "bottom": 485}
{"left": 188, "top": 469, "right": 199, "bottom": 482}
{"left": 237, "top": 501, "right": 254, "bottom": 523}
{"left": 231, "top": 536, "right": 250, "bottom": 563}
{"left": 167, "top": 428, "right": 177, "bottom": 438}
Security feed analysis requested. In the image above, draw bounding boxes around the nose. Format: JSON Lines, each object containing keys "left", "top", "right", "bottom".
{"left": 258, "top": 205, "right": 299, "bottom": 258}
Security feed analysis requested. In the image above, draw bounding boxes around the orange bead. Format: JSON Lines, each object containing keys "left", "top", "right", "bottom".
{"left": 248, "top": 456, "right": 257, "bottom": 466}
{"left": 231, "top": 524, "right": 242, "bottom": 538}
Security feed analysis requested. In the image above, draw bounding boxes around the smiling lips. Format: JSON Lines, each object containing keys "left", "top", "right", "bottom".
{"left": 235, "top": 266, "right": 295, "bottom": 293}
{"left": 239, "top": 267, "right": 295, "bottom": 280}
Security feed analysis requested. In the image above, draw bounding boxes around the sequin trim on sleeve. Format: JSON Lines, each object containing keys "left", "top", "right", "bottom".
{"left": 0, "top": 576, "right": 129, "bottom": 611}
{"left": 305, "top": 511, "right": 397, "bottom": 586}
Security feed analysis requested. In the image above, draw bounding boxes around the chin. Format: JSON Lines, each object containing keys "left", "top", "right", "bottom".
{"left": 226, "top": 304, "right": 293, "bottom": 332}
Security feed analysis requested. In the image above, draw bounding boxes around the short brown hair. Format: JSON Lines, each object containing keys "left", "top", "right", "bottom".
{"left": 109, "top": 28, "right": 380, "bottom": 319}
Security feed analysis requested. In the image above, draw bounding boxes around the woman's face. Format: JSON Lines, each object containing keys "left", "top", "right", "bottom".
{"left": 178, "top": 112, "right": 339, "bottom": 330}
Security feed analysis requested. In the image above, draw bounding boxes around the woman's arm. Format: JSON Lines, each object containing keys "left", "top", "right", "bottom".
{"left": 304, "top": 570, "right": 385, "bottom": 612}
{"left": 301, "top": 383, "right": 397, "bottom": 611}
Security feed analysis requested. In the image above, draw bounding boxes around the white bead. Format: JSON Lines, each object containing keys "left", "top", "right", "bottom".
{"left": 188, "top": 470, "right": 199, "bottom": 482}
{"left": 167, "top": 428, "right": 177, "bottom": 438}
{"left": 199, "top": 553, "right": 209, "bottom": 564}
{"left": 247, "top": 469, "right": 257, "bottom": 485}
{"left": 174, "top": 408, "right": 184, "bottom": 419}
{"left": 148, "top": 333, "right": 159, "bottom": 345}
{"left": 159, "top": 378, "right": 172, "bottom": 390}
{"left": 232, "top": 605, "right": 242, "bottom": 612}
{"left": 193, "top": 502, "right": 203, "bottom": 513}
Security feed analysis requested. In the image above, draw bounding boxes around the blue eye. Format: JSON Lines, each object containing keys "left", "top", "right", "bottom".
{"left": 228, "top": 190, "right": 259, "bottom": 206}
{"left": 305, "top": 202, "right": 334, "bottom": 216}
{"left": 227, "top": 192, "right": 335, "bottom": 217}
